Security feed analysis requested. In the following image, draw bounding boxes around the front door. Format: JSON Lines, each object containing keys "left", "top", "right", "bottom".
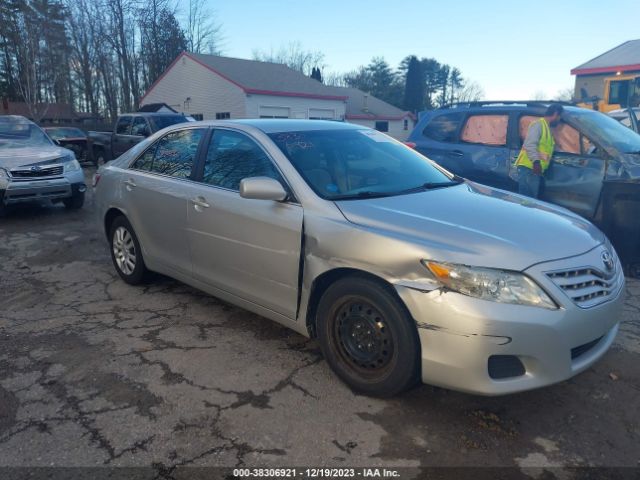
{"left": 123, "top": 127, "right": 206, "bottom": 276}
{"left": 514, "top": 115, "right": 605, "bottom": 219}
{"left": 185, "top": 128, "right": 303, "bottom": 319}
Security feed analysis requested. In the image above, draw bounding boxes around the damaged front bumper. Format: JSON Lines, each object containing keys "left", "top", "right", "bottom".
{"left": 394, "top": 248, "right": 625, "bottom": 395}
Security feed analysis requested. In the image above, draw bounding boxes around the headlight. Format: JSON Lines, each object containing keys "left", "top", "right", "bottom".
{"left": 63, "top": 159, "right": 81, "bottom": 173}
{"left": 0, "top": 168, "right": 8, "bottom": 178}
{"left": 423, "top": 260, "right": 557, "bottom": 309}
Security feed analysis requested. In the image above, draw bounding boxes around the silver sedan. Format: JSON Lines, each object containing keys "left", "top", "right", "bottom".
{"left": 94, "top": 120, "right": 624, "bottom": 396}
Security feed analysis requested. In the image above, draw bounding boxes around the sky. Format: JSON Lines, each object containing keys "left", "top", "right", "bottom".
{"left": 203, "top": 0, "right": 640, "bottom": 100}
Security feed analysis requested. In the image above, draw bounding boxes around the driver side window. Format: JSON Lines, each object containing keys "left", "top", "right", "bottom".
{"left": 519, "top": 115, "right": 597, "bottom": 157}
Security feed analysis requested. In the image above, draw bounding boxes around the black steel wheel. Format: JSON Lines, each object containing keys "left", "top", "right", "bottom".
{"left": 316, "top": 275, "right": 420, "bottom": 397}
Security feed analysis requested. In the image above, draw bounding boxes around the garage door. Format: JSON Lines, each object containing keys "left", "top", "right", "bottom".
{"left": 259, "top": 106, "right": 290, "bottom": 118}
{"left": 309, "top": 108, "right": 335, "bottom": 120}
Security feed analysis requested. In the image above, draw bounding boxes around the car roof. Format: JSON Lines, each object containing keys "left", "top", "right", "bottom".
{"left": 0, "top": 115, "right": 34, "bottom": 125}
{"left": 228, "top": 119, "right": 361, "bottom": 133}
{"left": 171, "top": 119, "right": 363, "bottom": 134}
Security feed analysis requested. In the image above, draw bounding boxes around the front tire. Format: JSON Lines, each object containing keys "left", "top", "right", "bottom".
{"left": 109, "top": 216, "right": 148, "bottom": 284}
{"left": 316, "top": 276, "right": 421, "bottom": 397}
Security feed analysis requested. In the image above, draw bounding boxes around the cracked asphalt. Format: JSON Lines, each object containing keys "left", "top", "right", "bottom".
{"left": 0, "top": 169, "right": 639, "bottom": 475}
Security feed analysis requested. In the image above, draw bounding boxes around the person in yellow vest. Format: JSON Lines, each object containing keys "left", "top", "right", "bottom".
{"left": 515, "top": 104, "right": 564, "bottom": 198}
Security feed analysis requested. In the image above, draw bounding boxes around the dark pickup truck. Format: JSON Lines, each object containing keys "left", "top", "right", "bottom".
{"left": 89, "top": 112, "right": 193, "bottom": 165}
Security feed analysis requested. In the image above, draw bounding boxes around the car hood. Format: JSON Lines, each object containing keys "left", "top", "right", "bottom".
{"left": 335, "top": 182, "right": 605, "bottom": 271}
{"left": 0, "top": 146, "right": 73, "bottom": 169}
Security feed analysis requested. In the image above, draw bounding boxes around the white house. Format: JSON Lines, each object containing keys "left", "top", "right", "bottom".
{"left": 140, "top": 52, "right": 414, "bottom": 140}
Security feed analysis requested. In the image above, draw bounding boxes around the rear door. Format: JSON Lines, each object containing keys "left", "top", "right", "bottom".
{"left": 452, "top": 112, "right": 512, "bottom": 188}
{"left": 123, "top": 126, "right": 206, "bottom": 276}
{"left": 184, "top": 128, "right": 303, "bottom": 318}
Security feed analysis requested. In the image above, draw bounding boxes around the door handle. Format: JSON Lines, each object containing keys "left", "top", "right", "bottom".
{"left": 448, "top": 150, "right": 464, "bottom": 157}
{"left": 124, "top": 179, "right": 136, "bottom": 190}
{"left": 190, "top": 196, "right": 210, "bottom": 210}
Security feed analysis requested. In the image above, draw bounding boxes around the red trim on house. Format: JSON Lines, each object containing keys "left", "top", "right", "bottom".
{"left": 571, "top": 63, "right": 640, "bottom": 76}
{"left": 346, "top": 113, "right": 414, "bottom": 121}
{"left": 140, "top": 52, "right": 189, "bottom": 103}
{"left": 245, "top": 89, "right": 347, "bottom": 101}
{"left": 140, "top": 51, "right": 349, "bottom": 105}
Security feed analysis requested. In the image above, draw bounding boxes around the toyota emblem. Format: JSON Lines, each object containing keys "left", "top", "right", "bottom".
{"left": 30, "top": 166, "right": 40, "bottom": 172}
{"left": 601, "top": 250, "right": 614, "bottom": 272}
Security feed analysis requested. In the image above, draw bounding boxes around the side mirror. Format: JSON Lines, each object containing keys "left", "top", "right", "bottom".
{"left": 239, "top": 177, "right": 288, "bottom": 201}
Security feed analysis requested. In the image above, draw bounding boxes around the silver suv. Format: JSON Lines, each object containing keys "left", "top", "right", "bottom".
{"left": 94, "top": 120, "right": 624, "bottom": 397}
{"left": 0, "top": 116, "right": 86, "bottom": 215}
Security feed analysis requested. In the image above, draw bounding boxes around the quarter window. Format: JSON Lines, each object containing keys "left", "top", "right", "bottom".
{"left": 202, "top": 130, "right": 282, "bottom": 190}
{"left": 460, "top": 114, "right": 508, "bottom": 146}
{"left": 422, "top": 113, "right": 464, "bottom": 143}
{"left": 131, "top": 128, "right": 205, "bottom": 178}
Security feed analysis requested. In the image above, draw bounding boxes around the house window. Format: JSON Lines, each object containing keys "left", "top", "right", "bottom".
{"left": 403, "top": 119, "right": 409, "bottom": 131}
{"left": 191, "top": 113, "right": 204, "bottom": 120}
{"left": 375, "top": 121, "right": 389, "bottom": 132}
{"left": 215, "top": 112, "right": 230, "bottom": 120}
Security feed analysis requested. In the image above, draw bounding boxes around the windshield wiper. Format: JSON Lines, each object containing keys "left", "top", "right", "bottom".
{"left": 394, "top": 180, "right": 463, "bottom": 195}
{"left": 331, "top": 191, "right": 395, "bottom": 200}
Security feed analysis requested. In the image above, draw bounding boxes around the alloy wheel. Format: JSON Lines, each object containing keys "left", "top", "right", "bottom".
{"left": 112, "top": 226, "right": 137, "bottom": 275}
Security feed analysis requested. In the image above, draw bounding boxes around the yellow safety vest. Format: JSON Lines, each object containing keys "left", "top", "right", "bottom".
{"left": 515, "top": 118, "right": 555, "bottom": 172}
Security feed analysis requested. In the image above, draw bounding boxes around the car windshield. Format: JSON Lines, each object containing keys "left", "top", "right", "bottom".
{"left": 269, "top": 129, "right": 456, "bottom": 200}
{"left": 151, "top": 115, "right": 191, "bottom": 130}
{"left": 568, "top": 108, "right": 640, "bottom": 153}
{"left": 0, "top": 121, "right": 53, "bottom": 149}
{"left": 46, "top": 127, "right": 86, "bottom": 139}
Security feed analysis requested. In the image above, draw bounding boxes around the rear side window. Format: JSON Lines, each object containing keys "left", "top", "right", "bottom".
{"left": 422, "top": 113, "right": 464, "bottom": 142}
{"left": 201, "top": 130, "right": 282, "bottom": 190}
{"left": 116, "top": 116, "right": 132, "bottom": 135}
{"left": 460, "top": 114, "right": 508, "bottom": 146}
{"left": 131, "top": 128, "right": 205, "bottom": 178}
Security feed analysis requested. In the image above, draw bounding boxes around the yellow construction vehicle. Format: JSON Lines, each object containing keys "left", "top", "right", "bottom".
{"left": 578, "top": 74, "right": 640, "bottom": 112}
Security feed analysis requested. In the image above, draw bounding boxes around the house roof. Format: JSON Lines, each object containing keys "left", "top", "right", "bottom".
{"left": 328, "top": 87, "right": 413, "bottom": 120}
{"left": 143, "top": 52, "right": 348, "bottom": 102}
{"left": 138, "top": 103, "right": 178, "bottom": 113}
{"left": 571, "top": 39, "right": 640, "bottom": 75}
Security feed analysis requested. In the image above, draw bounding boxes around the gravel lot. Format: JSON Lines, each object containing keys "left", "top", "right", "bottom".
{"left": 0, "top": 169, "right": 639, "bottom": 477}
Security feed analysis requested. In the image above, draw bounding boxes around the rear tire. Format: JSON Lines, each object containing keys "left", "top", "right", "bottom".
{"left": 109, "top": 216, "right": 148, "bottom": 285}
{"left": 316, "top": 275, "right": 421, "bottom": 397}
{"left": 63, "top": 191, "right": 84, "bottom": 210}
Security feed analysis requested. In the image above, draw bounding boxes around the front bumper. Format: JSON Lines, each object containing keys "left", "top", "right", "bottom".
{"left": 1, "top": 168, "right": 85, "bottom": 205}
{"left": 395, "top": 247, "right": 625, "bottom": 395}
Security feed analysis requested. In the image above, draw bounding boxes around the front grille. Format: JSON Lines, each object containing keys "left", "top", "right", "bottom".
{"left": 10, "top": 165, "right": 63, "bottom": 178}
{"left": 546, "top": 265, "right": 622, "bottom": 308}
{"left": 488, "top": 355, "right": 526, "bottom": 379}
{"left": 571, "top": 336, "right": 603, "bottom": 360}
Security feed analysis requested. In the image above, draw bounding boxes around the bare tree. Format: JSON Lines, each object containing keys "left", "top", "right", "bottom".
{"left": 252, "top": 41, "right": 324, "bottom": 76}
{"left": 183, "top": 0, "right": 223, "bottom": 54}
{"left": 457, "top": 81, "right": 485, "bottom": 103}
{"left": 554, "top": 87, "right": 575, "bottom": 102}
